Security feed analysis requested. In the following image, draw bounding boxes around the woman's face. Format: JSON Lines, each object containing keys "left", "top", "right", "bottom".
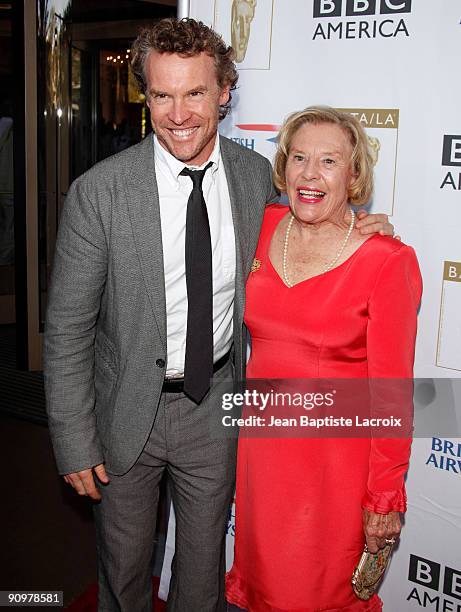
{"left": 285, "top": 122, "right": 355, "bottom": 225}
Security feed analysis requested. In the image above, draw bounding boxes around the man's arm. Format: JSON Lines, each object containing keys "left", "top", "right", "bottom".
{"left": 265, "top": 157, "right": 280, "bottom": 205}
{"left": 44, "top": 174, "right": 109, "bottom": 495}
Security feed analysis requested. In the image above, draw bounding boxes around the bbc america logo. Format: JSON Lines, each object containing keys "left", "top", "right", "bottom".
{"left": 441, "top": 135, "right": 461, "bottom": 190}
{"left": 313, "top": 0, "right": 412, "bottom": 17}
{"left": 312, "top": 0, "right": 411, "bottom": 40}
{"left": 442, "top": 136, "right": 461, "bottom": 168}
{"left": 407, "top": 555, "right": 461, "bottom": 609}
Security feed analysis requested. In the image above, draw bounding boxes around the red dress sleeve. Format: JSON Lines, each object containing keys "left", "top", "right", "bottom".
{"left": 362, "top": 244, "right": 423, "bottom": 514}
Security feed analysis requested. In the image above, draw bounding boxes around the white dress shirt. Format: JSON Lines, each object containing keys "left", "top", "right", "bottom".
{"left": 154, "top": 134, "right": 236, "bottom": 376}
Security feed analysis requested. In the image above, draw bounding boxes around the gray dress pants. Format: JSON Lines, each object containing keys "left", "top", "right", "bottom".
{"left": 94, "top": 361, "right": 236, "bottom": 612}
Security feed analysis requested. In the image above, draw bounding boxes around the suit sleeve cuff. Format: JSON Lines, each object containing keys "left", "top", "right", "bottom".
{"left": 50, "top": 427, "right": 105, "bottom": 475}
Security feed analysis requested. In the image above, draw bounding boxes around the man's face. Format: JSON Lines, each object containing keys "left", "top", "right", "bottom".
{"left": 145, "top": 51, "right": 230, "bottom": 167}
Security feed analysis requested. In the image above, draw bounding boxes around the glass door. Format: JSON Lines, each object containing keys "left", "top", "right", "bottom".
{"left": 15, "top": 0, "right": 174, "bottom": 371}
{"left": 14, "top": 0, "right": 72, "bottom": 370}
{"left": 0, "top": 3, "right": 14, "bottom": 327}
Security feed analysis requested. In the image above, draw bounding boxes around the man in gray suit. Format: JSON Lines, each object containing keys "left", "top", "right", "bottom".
{"left": 44, "top": 17, "right": 391, "bottom": 612}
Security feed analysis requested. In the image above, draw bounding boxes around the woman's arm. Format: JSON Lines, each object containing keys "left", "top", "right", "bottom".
{"left": 363, "top": 244, "right": 423, "bottom": 551}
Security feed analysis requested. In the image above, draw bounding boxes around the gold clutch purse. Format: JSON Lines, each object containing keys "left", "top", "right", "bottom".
{"left": 351, "top": 542, "right": 394, "bottom": 600}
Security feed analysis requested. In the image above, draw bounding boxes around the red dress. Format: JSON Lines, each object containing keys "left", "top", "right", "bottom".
{"left": 226, "top": 205, "right": 422, "bottom": 612}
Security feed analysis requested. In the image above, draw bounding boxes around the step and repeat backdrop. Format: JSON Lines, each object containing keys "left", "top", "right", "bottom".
{"left": 160, "top": 2, "right": 461, "bottom": 609}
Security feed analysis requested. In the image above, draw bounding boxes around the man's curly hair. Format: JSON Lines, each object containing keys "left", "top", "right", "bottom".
{"left": 131, "top": 18, "right": 238, "bottom": 121}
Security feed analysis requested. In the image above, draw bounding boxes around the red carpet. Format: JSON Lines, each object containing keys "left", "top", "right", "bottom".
{"left": 66, "top": 577, "right": 166, "bottom": 611}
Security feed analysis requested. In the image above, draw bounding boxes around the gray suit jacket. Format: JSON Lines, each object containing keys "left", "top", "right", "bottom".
{"left": 44, "top": 134, "right": 278, "bottom": 475}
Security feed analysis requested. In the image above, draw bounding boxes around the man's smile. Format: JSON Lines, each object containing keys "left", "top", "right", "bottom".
{"left": 169, "top": 127, "right": 200, "bottom": 139}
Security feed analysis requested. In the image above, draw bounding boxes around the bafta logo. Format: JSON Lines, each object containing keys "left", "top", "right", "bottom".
{"left": 367, "top": 136, "right": 381, "bottom": 166}
{"left": 231, "top": 0, "right": 257, "bottom": 63}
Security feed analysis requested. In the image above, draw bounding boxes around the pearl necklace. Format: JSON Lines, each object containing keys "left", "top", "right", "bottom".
{"left": 282, "top": 208, "right": 355, "bottom": 288}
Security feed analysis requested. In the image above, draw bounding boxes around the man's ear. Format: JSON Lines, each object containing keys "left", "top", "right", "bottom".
{"left": 219, "top": 85, "right": 231, "bottom": 106}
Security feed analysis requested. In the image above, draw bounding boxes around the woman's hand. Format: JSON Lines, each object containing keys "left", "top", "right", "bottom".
{"left": 362, "top": 508, "right": 401, "bottom": 553}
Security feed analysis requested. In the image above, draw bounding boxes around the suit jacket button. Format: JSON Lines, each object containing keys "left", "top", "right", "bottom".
{"left": 156, "top": 358, "right": 165, "bottom": 368}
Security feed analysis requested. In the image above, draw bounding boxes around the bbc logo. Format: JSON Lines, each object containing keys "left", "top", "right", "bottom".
{"left": 313, "top": 0, "right": 412, "bottom": 18}
{"left": 442, "top": 135, "right": 461, "bottom": 167}
{"left": 409, "top": 555, "right": 461, "bottom": 600}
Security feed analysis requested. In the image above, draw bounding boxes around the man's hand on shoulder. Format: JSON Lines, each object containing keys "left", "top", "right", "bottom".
{"left": 355, "top": 209, "right": 399, "bottom": 239}
{"left": 63, "top": 463, "right": 110, "bottom": 501}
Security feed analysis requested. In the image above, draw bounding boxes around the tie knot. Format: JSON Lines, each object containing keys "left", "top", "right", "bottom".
{"left": 180, "top": 162, "right": 213, "bottom": 188}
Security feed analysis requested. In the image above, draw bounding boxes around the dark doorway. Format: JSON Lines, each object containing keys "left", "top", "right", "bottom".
{"left": 0, "top": 3, "right": 14, "bottom": 327}
{"left": 8, "top": 0, "right": 176, "bottom": 376}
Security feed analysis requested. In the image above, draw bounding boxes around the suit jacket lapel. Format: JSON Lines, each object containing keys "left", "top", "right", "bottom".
{"left": 220, "top": 137, "right": 251, "bottom": 319}
{"left": 123, "top": 135, "right": 261, "bottom": 353}
{"left": 125, "top": 135, "right": 167, "bottom": 349}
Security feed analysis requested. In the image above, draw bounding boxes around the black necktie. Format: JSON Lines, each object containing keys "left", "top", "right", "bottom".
{"left": 181, "top": 163, "right": 213, "bottom": 403}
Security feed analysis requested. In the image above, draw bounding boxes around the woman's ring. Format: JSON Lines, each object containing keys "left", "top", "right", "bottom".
{"left": 385, "top": 538, "right": 396, "bottom": 545}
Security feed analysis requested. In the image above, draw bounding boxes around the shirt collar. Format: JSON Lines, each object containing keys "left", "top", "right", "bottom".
{"left": 153, "top": 133, "right": 221, "bottom": 189}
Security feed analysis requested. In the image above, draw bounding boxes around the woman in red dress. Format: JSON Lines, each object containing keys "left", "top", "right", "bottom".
{"left": 226, "top": 106, "right": 422, "bottom": 611}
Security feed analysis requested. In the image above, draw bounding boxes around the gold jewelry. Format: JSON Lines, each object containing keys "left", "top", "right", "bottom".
{"left": 251, "top": 258, "right": 261, "bottom": 272}
{"left": 282, "top": 208, "right": 355, "bottom": 288}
